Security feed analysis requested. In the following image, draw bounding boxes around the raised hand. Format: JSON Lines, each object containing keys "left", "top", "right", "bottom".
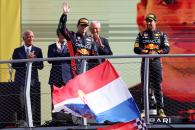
{"left": 93, "top": 33, "right": 100, "bottom": 42}
{"left": 93, "top": 33, "right": 104, "bottom": 48}
{"left": 63, "top": 1, "right": 70, "bottom": 14}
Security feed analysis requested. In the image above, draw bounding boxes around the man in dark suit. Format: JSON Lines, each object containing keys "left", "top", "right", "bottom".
{"left": 12, "top": 30, "right": 43, "bottom": 126}
{"left": 89, "top": 21, "right": 113, "bottom": 64}
{"left": 47, "top": 29, "right": 73, "bottom": 122}
{"left": 48, "top": 29, "right": 73, "bottom": 87}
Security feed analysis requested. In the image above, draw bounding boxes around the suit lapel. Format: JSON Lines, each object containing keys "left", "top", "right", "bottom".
{"left": 21, "top": 46, "right": 28, "bottom": 59}
{"left": 31, "top": 45, "right": 38, "bottom": 56}
{"left": 31, "top": 45, "right": 35, "bottom": 53}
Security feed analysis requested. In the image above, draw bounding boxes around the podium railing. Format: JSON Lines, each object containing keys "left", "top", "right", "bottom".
{"left": 1, "top": 54, "right": 195, "bottom": 128}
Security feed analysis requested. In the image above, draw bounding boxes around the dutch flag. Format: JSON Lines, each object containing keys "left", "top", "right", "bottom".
{"left": 53, "top": 60, "right": 140, "bottom": 123}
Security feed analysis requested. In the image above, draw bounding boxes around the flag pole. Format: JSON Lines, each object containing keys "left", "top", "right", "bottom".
{"left": 144, "top": 57, "right": 150, "bottom": 128}
{"left": 81, "top": 59, "right": 88, "bottom": 126}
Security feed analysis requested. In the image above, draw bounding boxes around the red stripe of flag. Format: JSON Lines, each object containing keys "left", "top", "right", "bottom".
{"left": 53, "top": 60, "right": 119, "bottom": 104}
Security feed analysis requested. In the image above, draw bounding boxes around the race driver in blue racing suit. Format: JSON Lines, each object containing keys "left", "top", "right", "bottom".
{"left": 58, "top": 2, "right": 98, "bottom": 75}
{"left": 134, "top": 13, "right": 170, "bottom": 117}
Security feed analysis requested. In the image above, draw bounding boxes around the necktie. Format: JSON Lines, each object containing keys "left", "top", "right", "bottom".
{"left": 26, "top": 48, "right": 30, "bottom": 54}
{"left": 61, "top": 44, "right": 65, "bottom": 53}
{"left": 26, "top": 48, "right": 30, "bottom": 57}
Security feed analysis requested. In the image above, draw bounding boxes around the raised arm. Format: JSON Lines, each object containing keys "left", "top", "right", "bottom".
{"left": 58, "top": 1, "right": 71, "bottom": 40}
{"left": 63, "top": 1, "right": 70, "bottom": 15}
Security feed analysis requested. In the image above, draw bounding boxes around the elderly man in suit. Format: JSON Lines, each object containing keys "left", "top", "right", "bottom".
{"left": 89, "top": 21, "right": 113, "bottom": 63}
{"left": 12, "top": 30, "right": 43, "bottom": 126}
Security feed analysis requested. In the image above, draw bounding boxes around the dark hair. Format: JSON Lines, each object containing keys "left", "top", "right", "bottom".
{"left": 56, "top": 28, "right": 61, "bottom": 36}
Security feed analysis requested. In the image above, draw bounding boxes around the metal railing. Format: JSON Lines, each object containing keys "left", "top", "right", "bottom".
{"left": 0, "top": 54, "right": 195, "bottom": 128}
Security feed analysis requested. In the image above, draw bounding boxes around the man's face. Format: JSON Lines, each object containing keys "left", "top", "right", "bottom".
{"left": 77, "top": 24, "right": 89, "bottom": 35}
{"left": 146, "top": 19, "right": 156, "bottom": 31}
{"left": 89, "top": 23, "right": 100, "bottom": 35}
{"left": 23, "top": 31, "right": 34, "bottom": 46}
{"left": 137, "top": 0, "right": 195, "bottom": 102}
